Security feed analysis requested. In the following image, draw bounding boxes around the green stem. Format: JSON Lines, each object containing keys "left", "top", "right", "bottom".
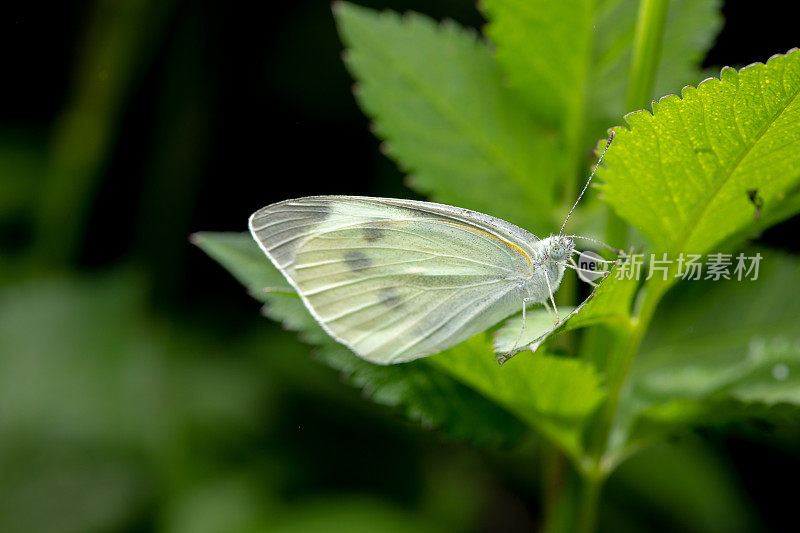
{"left": 603, "top": 0, "right": 670, "bottom": 255}
{"left": 575, "top": 469, "right": 604, "bottom": 533}
{"left": 559, "top": 3, "right": 673, "bottom": 530}
{"left": 542, "top": 444, "right": 567, "bottom": 527}
{"left": 588, "top": 0, "right": 672, "bottom": 465}
{"left": 31, "top": 0, "right": 172, "bottom": 265}
{"left": 626, "top": 0, "right": 670, "bottom": 112}
{"left": 596, "top": 279, "right": 667, "bottom": 452}
{"left": 562, "top": 0, "right": 597, "bottom": 206}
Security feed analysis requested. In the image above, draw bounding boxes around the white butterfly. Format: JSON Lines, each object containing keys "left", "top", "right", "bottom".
{"left": 249, "top": 135, "right": 617, "bottom": 366}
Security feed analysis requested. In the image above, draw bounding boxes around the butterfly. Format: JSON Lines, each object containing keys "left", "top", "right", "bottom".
{"left": 249, "top": 134, "right": 617, "bottom": 366}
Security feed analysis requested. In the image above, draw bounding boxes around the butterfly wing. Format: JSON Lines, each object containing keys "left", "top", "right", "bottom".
{"left": 249, "top": 196, "right": 537, "bottom": 364}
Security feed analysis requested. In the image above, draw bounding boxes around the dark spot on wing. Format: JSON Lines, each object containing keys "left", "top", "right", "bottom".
{"left": 402, "top": 274, "right": 485, "bottom": 288}
{"left": 363, "top": 226, "right": 385, "bottom": 242}
{"left": 378, "top": 287, "right": 402, "bottom": 308}
{"left": 344, "top": 250, "right": 371, "bottom": 272}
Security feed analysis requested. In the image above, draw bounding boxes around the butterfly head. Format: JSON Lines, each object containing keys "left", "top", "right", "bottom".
{"left": 545, "top": 235, "right": 575, "bottom": 262}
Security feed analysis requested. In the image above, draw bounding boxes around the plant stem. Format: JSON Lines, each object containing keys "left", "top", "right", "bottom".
{"left": 575, "top": 469, "right": 603, "bottom": 533}
{"left": 553, "top": 1, "right": 600, "bottom": 502}
{"left": 542, "top": 444, "right": 567, "bottom": 526}
{"left": 604, "top": 0, "right": 670, "bottom": 254}
{"left": 31, "top": 0, "right": 172, "bottom": 266}
{"left": 562, "top": 0, "right": 597, "bottom": 207}
{"left": 560, "top": 3, "right": 673, "bottom": 531}
{"left": 596, "top": 279, "right": 667, "bottom": 452}
{"left": 589, "top": 0, "right": 672, "bottom": 464}
{"left": 626, "top": 0, "right": 670, "bottom": 112}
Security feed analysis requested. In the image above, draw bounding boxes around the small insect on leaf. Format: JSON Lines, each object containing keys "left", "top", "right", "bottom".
{"left": 747, "top": 189, "right": 764, "bottom": 221}
{"left": 248, "top": 135, "right": 619, "bottom": 366}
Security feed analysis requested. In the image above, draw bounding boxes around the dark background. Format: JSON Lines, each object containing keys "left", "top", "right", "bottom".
{"left": 1, "top": 0, "right": 798, "bottom": 531}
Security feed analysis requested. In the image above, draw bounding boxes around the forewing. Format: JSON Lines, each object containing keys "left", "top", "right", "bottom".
{"left": 249, "top": 197, "right": 533, "bottom": 364}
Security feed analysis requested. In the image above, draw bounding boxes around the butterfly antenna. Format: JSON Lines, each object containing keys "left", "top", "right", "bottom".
{"left": 559, "top": 130, "right": 615, "bottom": 236}
{"left": 562, "top": 235, "right": 624, "bottom": 255}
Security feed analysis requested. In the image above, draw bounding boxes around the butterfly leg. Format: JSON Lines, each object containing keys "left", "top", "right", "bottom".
{"left": 542, "top": 299, "right": 556, "bottom": 321}
{"left": 569, "top": 257, "right": 600, "bottom": 287}
{"left": 495, "top": 297, "right": 537, "bottom": 366}
{"left": 543, "top": 270, "right": 560, "bottom": 325}
{"left": 508, "top": 297, "right": 537, "bottom": 353}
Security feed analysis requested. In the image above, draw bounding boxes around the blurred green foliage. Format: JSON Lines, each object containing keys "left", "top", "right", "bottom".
{"left": 200, "top": 2, "right": 800, "bottom": 532}
{"left": 2, "top": 1, "right": 800, "bottom": 532}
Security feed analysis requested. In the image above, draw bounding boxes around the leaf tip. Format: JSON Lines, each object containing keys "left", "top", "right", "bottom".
{"left": 758, "top": 48, "right": 800, "bottom": 70}
{"left": 679, "top": 83, "right": 699, "bottom": 99}
{"left": 720, "top": 65, "right": 739, "bottom": 82}
{"left": 656, "top": 93, "right": 679, "bottom": 105}
{"left": 696, "top": 75, "right": 722, "bottom": 93}
{"left": 440, "top": 17, "right": 456, "bottom": 29}
{"left": 741, "top": 50, "right": 792, "bottom": 73}
{"left": 622, "top": 108, "right": 652, "bottom": 129}
{"left": 331, "top": 0, "right": 360, "bottom": 25}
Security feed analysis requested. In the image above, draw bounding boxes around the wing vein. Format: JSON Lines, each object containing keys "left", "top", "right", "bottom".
{"left": 295, "top": 256, "right": 431, "bottom": 270}
{"left": 325, "top": 290, "right": 422, "bottom": 326}
{"left": 305, "top": 275, "right": 508, "bottom": 298}
{"left": 251, "top": 213, "right": 329, "bottom": 232}
{"left": 388, "top": 285, "right": 512, "bottom": 361}
{"left": 296, "top": 246, "right": 513, "bottom": 272}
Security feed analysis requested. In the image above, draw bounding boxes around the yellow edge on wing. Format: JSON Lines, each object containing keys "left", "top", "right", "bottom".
{"left": 435, "top": 220, "right": 534, "bottom": 276}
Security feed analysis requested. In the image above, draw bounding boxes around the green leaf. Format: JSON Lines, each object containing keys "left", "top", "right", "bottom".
{"left": 606, "top": 438, "right": 760, "bottom": 532}
{"left": 431, "top": 337, "right": 606, "bottom": 464}
{"left": 481, "top": 0, "right": 722, "bottom": 129}
{"left": 493, "top": 307, "right": 576, "bottom": 356}
{"left": 193, "top": 232, "right": 527, "bottom": 446}
{"left": 493, "top": 264, "right": 637, "bottom": 357}
{"left": 563, "top": 271, "right": 638, "bottom": 331}
{"left": 599, "top": 49, "right": 800, "bottom": 256}
{"left": 333, "top": 2, "right": 560, "bottom": 233}
{"left": 191, "top": 232, "right": 293, "bottom": 302}
{"left": 480, "top": 0, "right": 592, "bottom": 129}
{"left": 610, "top": 250, "right": 800, "bottom": 459}
{"left": 195, "top": 231, "right": 611, "bottom": 457}
{"left": 321, "top": 343, "right": 528, "bottom": 447}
